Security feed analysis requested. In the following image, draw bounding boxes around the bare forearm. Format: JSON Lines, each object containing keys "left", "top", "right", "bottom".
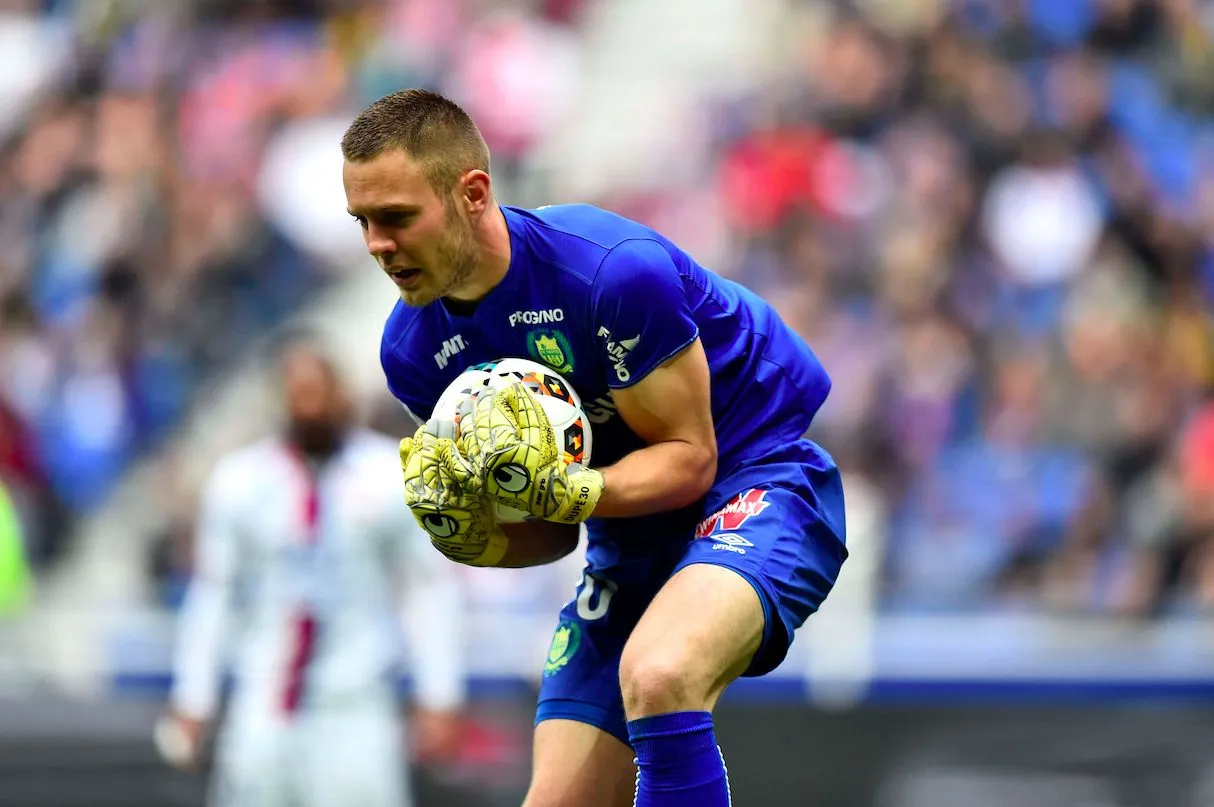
{"left": 593, "top": 441, "right": 716, "bottom": 519}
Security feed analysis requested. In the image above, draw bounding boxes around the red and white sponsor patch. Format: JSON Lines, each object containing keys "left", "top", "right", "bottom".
{"left": 696, "top": 488, "right": 771, "bottom": 538}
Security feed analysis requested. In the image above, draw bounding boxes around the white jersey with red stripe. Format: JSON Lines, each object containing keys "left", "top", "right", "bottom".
{"left": 170, "top": 428, "right": 466, "bottom": 722}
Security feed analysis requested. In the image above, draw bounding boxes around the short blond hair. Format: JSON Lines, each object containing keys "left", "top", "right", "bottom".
{"left": 341, "top": 89, "right": 491, "bottom": 193}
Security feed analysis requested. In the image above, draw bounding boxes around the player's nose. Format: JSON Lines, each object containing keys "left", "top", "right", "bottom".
{"left": 365, "top": 224, "right": 396, "bottom": 258}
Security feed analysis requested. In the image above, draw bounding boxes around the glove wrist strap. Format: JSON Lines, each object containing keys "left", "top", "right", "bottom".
{"left": 553, "top": 467, "right": 604, "bottom": 524}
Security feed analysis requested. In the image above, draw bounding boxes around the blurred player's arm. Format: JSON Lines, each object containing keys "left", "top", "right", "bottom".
{"left": 159, "top": 461, "right": 242, "bottom": 770}
{"left": 394, "top": 500, "right": 467, "bottom": 760}
{"left": 590, "top": 239, "right": 717, "bottom": 518}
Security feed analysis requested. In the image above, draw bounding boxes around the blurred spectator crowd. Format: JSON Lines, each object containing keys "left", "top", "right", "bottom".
{"left": 0, "top": 0, "right": 582, "bottom": 570}
{"left": 695, "top": 0, "right": 1214, "bottom": 616}
{"left": 4, "top": 0, "right": 1214, "bottom": 622}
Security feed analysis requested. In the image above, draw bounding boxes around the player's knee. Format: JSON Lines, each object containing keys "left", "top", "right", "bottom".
{"left": 619, "top": 648, "right": 700, "bottom": 717}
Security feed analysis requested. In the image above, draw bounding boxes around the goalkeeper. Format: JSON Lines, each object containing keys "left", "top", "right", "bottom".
{"left": 344, "top": 90, "right": 847, "bottom": 807}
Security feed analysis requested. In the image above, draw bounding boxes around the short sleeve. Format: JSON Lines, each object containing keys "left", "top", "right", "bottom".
{"left": 590, "top": 239, "right": 699, "bottom": 389}
{"left": 381, "top": 336, "right": 437, "bottom": 424}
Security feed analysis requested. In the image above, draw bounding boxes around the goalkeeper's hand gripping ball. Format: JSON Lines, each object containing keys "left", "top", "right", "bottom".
{"left": 400, "top": 419, "right": 507, "bottom": 567}
{"left": 459, "top": 381, "right": 604, "bottom": 524}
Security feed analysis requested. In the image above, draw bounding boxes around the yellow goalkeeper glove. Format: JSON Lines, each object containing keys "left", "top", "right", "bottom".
{"left": 400, "top": 419, "right": 508, "bottom": 567}
{"left": 459, "top": 381, "right": 604, "bottom": 524}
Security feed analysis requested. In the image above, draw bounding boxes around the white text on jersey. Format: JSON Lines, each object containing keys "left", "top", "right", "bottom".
{"left": 509, "top": 308, "right": 565, "bottom": 327}
{"left": 434, "top": 335, "right": 467, "bottom": 369}
{"left": 596, "top": 327, "right": 640, "bottom": 383}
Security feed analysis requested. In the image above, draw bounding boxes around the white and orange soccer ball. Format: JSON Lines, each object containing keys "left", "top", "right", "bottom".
{"left": 432, "top": 357, "right": 592, "bottom": 523}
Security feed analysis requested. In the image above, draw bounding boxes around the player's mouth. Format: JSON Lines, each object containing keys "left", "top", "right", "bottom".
{"left": 387, "top": 267, "right": 422, "bottom": 288}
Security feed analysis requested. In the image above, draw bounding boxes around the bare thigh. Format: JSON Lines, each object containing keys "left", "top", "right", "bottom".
{"left": 523, "top": 718, "right": 636, "bottom": 807}
{"left": 620, "top": 563, "right": 766, "bottom": 718}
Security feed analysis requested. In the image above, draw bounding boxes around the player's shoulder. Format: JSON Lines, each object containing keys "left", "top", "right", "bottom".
{"left": 512, "top": 203, "right": 656, "bottom": 247}
{"left": 508, "top": 204, "right": 682, "bottom": 285}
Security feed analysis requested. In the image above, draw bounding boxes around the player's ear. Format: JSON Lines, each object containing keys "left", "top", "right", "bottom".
{"left": 462, "top": 169, "right": 491, "bottom": 216}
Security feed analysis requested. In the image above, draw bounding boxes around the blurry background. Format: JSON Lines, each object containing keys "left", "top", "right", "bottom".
{"left": 2, "top": 0, "right": 1214, "bottom": 804}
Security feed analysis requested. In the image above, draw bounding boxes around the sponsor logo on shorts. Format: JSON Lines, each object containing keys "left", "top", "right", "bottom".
{"left": 710, "top": 533, "right": 754, "bottom": 554}
{"left": 544, "top": 619, "right": 582, "bottom": 677}
{"left": 696, "top": 489, "right": 771, "bottom": 538}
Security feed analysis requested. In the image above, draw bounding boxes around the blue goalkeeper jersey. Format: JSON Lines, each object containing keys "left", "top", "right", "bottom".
{"left": 380, "top": 204, "right": 832, "bottom": 477}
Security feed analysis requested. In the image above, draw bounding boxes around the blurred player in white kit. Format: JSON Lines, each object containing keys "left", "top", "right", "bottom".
{"left": 158, "top": 337, "right": 467, "bottom": 807}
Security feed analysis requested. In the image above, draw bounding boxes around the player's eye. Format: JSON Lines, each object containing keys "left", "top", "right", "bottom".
{"left": 381, "top": 212, "right": 412, "bottom": 228}
{"left": 351, "top": 214, "right": 368, "bottom": 229}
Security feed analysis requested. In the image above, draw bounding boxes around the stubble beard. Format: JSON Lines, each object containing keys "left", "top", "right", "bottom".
{"left": 400, "top": 204, "right": 478, "bottom": 307}
{"left": 438, "top": 202, "right": 478, "bottom": 297}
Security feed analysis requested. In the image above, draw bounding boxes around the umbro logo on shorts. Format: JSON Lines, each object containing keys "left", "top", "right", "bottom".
{"left": 709, "top": 533, "right": 754, "bottom": 554}
{"left": 712, "top": 533, "right": 754, "bottom": 548}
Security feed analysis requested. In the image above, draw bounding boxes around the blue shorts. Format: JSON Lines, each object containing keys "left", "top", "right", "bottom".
{"left": 535, "top": 438, "right": 847, "bottom": 745}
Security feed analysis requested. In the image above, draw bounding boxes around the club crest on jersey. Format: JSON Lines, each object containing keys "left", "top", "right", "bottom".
{"left": 544, "top": 619, "right": 582, "bottom": 677}
{"left": 696, "top": 489, "right": 771, "bottom": 538}
{"left": 527, "top": 329, "right": 575, "bottom": 374}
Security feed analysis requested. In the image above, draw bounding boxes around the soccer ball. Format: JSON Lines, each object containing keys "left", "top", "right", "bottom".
{"left": 432, "top": 358, "right": 592, "bottom": 523}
